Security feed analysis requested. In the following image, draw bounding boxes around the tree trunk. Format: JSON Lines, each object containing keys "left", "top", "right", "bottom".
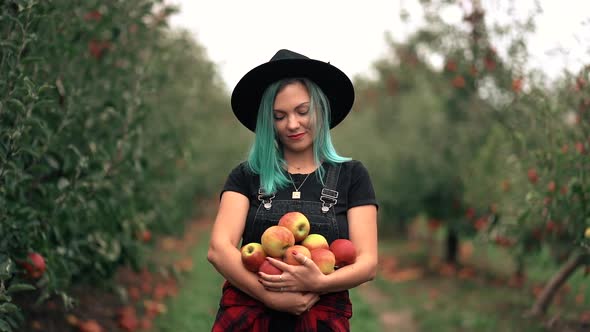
{"left": 445, "top": 229, "right": 459, "bottom": 264}
{"left": 527, "top": 252, "right": 586, "bottom": 317}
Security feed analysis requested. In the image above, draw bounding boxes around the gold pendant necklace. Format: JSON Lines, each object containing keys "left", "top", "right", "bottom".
{"left": 287, "top": 172, "right": 311, "bottom": 199}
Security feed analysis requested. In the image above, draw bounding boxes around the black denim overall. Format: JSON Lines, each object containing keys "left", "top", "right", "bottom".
{"left": 242, "top": 164, "right": 342, "bottom": 246}
{"left": 242, "top": 164, "right": 342, "bottom": 331}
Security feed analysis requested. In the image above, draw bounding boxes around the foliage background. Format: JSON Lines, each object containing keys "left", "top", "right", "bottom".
{"left": 1, "top": 0, "right": 589, "bottom": 331}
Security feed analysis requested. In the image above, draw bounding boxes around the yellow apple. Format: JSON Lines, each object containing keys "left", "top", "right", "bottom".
{"left": 261, "top": 225, "right": 295, "bottom": 258}
{"left": 278, "top": 212, "right": 310, "bottom": 242}
{"left": 301, "top": 233, "right": 329, "bottom": 252}
{"left": 310, "top": 248, "right": 336, "bottom": 275}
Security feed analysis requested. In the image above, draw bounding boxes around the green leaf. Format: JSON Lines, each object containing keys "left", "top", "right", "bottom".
{"left": 6, "top": 284, "right": 35, "bottom": 294}
{"left": 46, "top": 156, "right": 59, "bottom": 169}
{"left": 4, "top": 315, "right": 19, "bottom": 328}
{"left": 0, "top": 303, "right": 19, "bottom": 314}
{"left": 33, "top": 290, "right": 50, "bottom": 306}
{"left": 20, "top": 56, "right": 44, "bottom": 64}
{"left": 0, "top": 259, "right": 13, "bottom": 281}
{"left": 0, "top": 41, "right": 18, "bottom": 52}
{"left": 6, "top": 99, "right": 25, "bottom": 113}
{"left": 23, "top": 77, "right": 36, "bottom": 93}
{"left": 19, "top": 147, "right": 40, "bottom": 159}
{"left": 57, "top": 178, "right": 70, "bottom": 190}
{"left": 0, "top": 319, "right": 11, "bottom": 332}
{"left": 517, "top": 208, "right": 531, "bottom": 224}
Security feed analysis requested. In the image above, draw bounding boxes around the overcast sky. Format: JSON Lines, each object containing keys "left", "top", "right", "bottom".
{"left": 167, "top": 0, "right": 589, "bottom": 91}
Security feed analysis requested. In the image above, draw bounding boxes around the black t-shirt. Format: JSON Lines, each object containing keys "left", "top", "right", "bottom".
{"left": 221, "top": 160, "right": 378, "bottom": 245}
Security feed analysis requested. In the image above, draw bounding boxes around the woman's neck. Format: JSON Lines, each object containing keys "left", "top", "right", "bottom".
{"left": 283, "top": 151, "right": 317, "bottom": 174}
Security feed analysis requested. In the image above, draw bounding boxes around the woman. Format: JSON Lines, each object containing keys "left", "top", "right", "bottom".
{"left": 208, "top": 49, "right": 378, "bottom": 332}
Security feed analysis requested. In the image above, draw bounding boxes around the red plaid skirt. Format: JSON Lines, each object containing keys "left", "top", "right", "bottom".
{"left": 211, "top": 281, "right": 352, "bottom": 332}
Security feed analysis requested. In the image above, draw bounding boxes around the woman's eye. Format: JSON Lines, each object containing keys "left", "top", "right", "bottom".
{"left": 273, "top": 114, "right": 285, "bottom": 120}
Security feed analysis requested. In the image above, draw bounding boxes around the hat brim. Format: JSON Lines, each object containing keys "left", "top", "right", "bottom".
{"left": 231, "top": 58, "right": 355, "bottom": 132}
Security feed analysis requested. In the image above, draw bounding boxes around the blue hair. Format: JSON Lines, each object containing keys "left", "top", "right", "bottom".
{"left": 247, "top": 78, "right": 350, "bottom": 193}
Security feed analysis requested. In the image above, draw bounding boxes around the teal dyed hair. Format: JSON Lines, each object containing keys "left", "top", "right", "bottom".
{"left": 247, "top": 78, "right": 350, "bottom": 193}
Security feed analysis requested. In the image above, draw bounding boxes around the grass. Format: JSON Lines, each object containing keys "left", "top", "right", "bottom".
{"left": 349, "top": 288, "right": 382, "bottom": 331}
{"left": 152, "top": 232, "right": 224, "bottom": 332}
{"left": 372, "top": 274, "right": 548, "bottom": 332}
{"left": 373, "top": 224, "right": 589, "bottom": 332}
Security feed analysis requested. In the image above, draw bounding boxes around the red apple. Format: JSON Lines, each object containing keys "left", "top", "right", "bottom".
{"left": 139, "top": 230, "right": 152, "bottom": 243}
{"left": 261, "top": 225, "right": 295, "bottom": 258}
{"left": 83, "top": 10, "right": 102, "bottom": 22}
{"left": 329, "top": 239, "right": 357, "bottom": 267}
{"left": 278, "top": 212, "right": 310, "bottom": 242}
{"left": 21, "top": 252, "right": 46, "bottom": 279}
{"left": 310, "top": 248, "right": 336, "bottom": 275}
{"left": 301, "top": 234, "right": 329, "bottom": 252}
{"left": 527, "top": 168, "right": 538, "bottom": 184}
{"left": 241, "top": 242, "right": 267, "bottom": 272}
{"left": 283, "top": 245, "right": 312, "bottom": 266}
{"left": 258, "top": 260, "right": 282, "bottom": 275}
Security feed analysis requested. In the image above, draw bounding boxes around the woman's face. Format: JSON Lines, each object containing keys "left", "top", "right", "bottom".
{"left": 273, "top": 82, "right": 314, "bottom": 154}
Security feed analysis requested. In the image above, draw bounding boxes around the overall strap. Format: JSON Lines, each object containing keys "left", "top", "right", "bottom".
{"left": 320, "top": 163, "right": 341, "bottom": 213}
{"left": 257, "top": 188, "right": 275, "bottom": 210}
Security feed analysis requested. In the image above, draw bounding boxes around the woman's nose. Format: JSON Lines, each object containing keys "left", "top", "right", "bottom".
{"left": 287, "top": 115, "right": 300, "bottom": 129}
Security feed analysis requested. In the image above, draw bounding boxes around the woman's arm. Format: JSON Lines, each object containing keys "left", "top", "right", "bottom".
{"left": 259, "top": 204, "right": 378, "bottom": 293}
{"left": 207, "top": 191, "right": 320, "bottom": 314}
{"left": 207, "top": 191, "right": 263, "bottom": 298}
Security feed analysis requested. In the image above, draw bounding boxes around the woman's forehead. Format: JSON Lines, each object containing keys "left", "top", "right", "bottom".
{"left": 274, "top": 83, "right": 310, "bottom": 110}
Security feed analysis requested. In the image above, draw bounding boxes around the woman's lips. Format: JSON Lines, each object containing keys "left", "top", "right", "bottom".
{"left": 288, "top": 133, "right": 305, "bottom": 140}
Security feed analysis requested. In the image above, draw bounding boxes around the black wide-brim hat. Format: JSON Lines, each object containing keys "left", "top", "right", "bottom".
{"left": 231, "top": 49, "right": 355, "bottom": 132}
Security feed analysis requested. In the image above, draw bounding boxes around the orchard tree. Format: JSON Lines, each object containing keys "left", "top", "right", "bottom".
{"left": 0, "top": 1, "right": 238, "bottom": 330}
{"left": 410, "top": 0, "right": 590, "bottom": 316}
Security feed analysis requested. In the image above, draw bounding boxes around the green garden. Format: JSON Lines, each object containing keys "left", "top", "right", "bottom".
{"left": 1, "top": 1, "right": 588, "bottom": 331}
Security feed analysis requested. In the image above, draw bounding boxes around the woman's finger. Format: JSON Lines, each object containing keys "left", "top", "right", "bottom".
{"left": 263, "top": 257, "right": 291, "bottom": 271}
{"left": 290, "top": 251, "right": 312, "bottom": 266}
{"left": 258, "top": 271, "right": 286, "bottom": 282}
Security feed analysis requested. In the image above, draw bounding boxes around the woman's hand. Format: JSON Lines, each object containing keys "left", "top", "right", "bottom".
{"left": 262, "top": 291, "right": 320, "bottom": 316}
{"left": 258, "top": 252, "right": 326, "bottom": 293}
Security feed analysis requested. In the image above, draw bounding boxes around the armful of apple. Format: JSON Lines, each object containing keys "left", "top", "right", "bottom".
{"left": 240, "top": 212, "right": 358, "bottom": 295}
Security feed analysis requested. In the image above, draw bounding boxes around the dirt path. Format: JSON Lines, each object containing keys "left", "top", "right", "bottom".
{"left": 357, "top": 282, "right": 419, "bottom": 332}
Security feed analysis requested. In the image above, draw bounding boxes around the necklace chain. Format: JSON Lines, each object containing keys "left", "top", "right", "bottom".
{"left": 287, "top": 172, "right": 311, "bottom": 199}
{"left": 285, "top": 162, "right": 321, "bottom": 199}
{"left": 287, "top": 172, "right": 311, "bottom": 192}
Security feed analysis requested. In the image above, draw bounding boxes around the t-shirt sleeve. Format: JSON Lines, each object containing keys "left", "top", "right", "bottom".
{"left": 347, "top": 161, "right": 379, "bottom": 210}
{"left": 220, "top": 162, "right": 251, "bottom": 200}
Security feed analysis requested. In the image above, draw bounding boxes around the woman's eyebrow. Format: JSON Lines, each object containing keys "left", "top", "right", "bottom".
{"left": 274, "top": 101, "right": 310, "bottom": 113}
{"left": 295, "top": 102, "right": 310, "bottom": 110}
